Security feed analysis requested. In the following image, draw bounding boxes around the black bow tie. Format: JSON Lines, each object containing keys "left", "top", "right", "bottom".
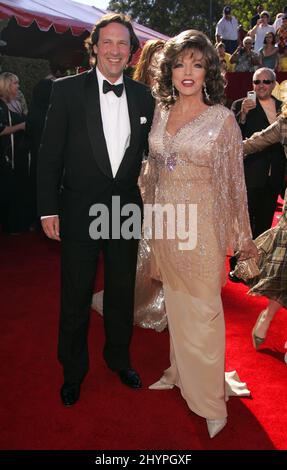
{"left": 102, "top": 80, "right": 124, "bottom": 97}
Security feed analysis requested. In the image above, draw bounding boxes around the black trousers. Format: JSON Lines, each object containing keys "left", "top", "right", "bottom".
{"left": 58, "top": 236, "right": 139, "bottom": 383}
{"left": 222, "top": 39, "right": 238, "bottom": 54}
{"left": 229, "top": 182, "right": 278, "bottom": 272}
{"left": 247, "top": 184, "right": 278, "bottom": 239}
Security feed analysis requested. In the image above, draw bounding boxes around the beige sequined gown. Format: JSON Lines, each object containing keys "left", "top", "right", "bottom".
{"left": 148, "top": 103, "right": 253, "bottom": 420}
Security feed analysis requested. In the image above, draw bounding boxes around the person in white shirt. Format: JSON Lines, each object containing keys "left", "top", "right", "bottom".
{"left": 37, "top": 13, "right": 155, "bottom": 407}
{"left": 273, "top": 12, "right": 284, "bottom": 32}
{"left": 248, "top": 10, "right": 275, "bottom": 52}
{"left": 273, "top": 7, "right": 287, "bottom": 31}
{"left": 215, "top": 5, "right": 239, "bottom": 53}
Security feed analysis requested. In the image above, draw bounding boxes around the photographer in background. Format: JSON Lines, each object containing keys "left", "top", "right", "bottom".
{"left": 230, "top": 36, "right": 260, "bottom": 72}
{"left": 229, "top": 68, "right": 286, "bottom": 282}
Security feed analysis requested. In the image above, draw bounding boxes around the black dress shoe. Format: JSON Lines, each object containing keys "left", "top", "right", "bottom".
{"left": 118, "top": 368, "right": 142, "bottom": 389}
{"left": 60, "top": 382, "right": 81, "bottom": 407}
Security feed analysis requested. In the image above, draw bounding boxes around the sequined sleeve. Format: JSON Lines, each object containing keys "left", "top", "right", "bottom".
{"left": 138, "top": 158, "right": 157, "bottom": 205}
{"left": 213, "top": 112, "right": 252, "bottom": 252}
{"left": 243, "top": 118, "right": 281, "bottom": 156}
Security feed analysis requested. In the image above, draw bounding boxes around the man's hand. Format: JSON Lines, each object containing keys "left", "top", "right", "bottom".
{"left": 240, "top": 97, "right": 256, "bottom": 123}
{"left": 41, "top": 216, "right": 61, "bottom": 241}
{"left": 241, "top": 97, "right": 256, "bottom": 114}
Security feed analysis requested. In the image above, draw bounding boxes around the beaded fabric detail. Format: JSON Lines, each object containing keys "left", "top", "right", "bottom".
{"left": 146, "top": 103, "right": 252, "bottom": 285}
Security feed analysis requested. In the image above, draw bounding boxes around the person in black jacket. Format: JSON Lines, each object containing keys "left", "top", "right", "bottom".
{"left": 0, "top": 72, "right": 28, "bottom": 233}
{"left": 38, "top": 14, "right": 154, "bottom": 407}
{"left": 229, "top": 67, "right": 286, "bottom": 281}
{"left": 26, "top": 63, "right": 67, "bottom": 229}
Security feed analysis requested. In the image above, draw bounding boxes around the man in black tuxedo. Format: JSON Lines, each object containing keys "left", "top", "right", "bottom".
{"left": 229, "top": 67, "right": 286, "bottom": 280}
{"left": 38, "top": 14, "right": 155, "bottom": 406}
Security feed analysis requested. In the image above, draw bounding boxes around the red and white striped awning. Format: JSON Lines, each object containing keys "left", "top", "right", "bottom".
{"left": 0, "top": 0, "right": 168, "bottom": 41}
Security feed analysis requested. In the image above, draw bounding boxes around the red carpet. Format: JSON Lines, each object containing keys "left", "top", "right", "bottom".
{"left": 0, "top": 228, "right": 287, "bottom": 451}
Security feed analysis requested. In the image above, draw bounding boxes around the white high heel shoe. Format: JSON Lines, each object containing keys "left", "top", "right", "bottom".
{"left": 252, "top": 309, "right": 270, "bottom": 350}
{"left": 206, "top": 418, "right": 227, "bottom": 438}
{"left": 149, "top": 379, "right": 174, "bottom": 390}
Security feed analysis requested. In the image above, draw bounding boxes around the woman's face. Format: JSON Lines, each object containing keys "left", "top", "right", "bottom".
{"left": 172, "top": 49, "right": 206, "bottom": 100}
{"left": 217, "top": 45, "right": 225, "bottom": 57}
{"left": 265, "top": 33, "right": 274, "bottom": 44}
{"left": 9, "top": 76, "right": 19, "bottom": 99}
{"left": 243, "top": 40, "right": 253, "bottom": 51}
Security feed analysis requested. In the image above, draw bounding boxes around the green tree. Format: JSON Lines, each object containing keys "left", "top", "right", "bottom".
{"left": 108, "top": 1, "right": 287, "bottom": 39}
{"left": 228, "top": 0, "right": 287, "bottom": 31}
{"left": 108, "top": 0, "right": 225, "bottom": 38}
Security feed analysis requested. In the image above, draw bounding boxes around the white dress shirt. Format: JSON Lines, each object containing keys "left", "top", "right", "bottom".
{"left": 216, "top": 16, "right": 239, "bottom": 40}
{"left": 96, "top": 67, "right": 131, "bottom": 178}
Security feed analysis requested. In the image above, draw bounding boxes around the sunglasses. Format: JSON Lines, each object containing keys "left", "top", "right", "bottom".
{"left": 253, "top": 79, "right": 274, "bottom": 85}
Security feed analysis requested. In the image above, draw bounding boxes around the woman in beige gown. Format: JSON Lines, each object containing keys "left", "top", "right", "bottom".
{"left": 147, "top": 30, "right": 258, "bottom": 438}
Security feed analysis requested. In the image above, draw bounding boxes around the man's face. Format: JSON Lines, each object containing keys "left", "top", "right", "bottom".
{"left": 93, "top": 22, "right": 131, "bottom": 83}
{"left": 260, "top": 14, "right": 269, "bottom": 25}
{"left": 253, "top": 70, "right": 275, "bottom": 100}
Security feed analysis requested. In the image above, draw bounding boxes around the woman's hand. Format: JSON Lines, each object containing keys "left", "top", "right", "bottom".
{"left": 237, "top": 239, "right": 259, "bottom": 261}
{"left": 18, "top": 122, "right": 25, "bottom": 131}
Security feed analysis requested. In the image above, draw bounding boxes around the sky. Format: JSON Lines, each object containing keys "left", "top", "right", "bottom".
{"left": 73, "top": 0, "right": 110, "bottom": 10}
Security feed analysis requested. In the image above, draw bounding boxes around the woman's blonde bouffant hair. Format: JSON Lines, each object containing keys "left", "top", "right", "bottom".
{"left": 152, "top": 29, "right": 225, "bottom": 109}
{"left": 0, "top": 72, "right": 18, "bottom": 102}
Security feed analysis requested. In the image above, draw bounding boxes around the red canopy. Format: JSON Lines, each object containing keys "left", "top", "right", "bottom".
{"left": 0, "top": 0, "right": 168, "bottom": 41}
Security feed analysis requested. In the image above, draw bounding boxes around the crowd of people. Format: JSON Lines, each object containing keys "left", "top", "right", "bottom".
{"left": 215, "top": 5, "right": 287, "bottom": 73}
{"left": 1, "top": 6, "right": 287, "bottom": 441}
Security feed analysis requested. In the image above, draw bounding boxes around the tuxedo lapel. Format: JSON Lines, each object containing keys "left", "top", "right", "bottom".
{"left": 85, "top": 69, "right": 113, "bottom": 179}
{"left": 256, "top": 97, "right": 282, "bottom": 126}
{"left": 116, "top": 76, "right": 141, "bottom": 178}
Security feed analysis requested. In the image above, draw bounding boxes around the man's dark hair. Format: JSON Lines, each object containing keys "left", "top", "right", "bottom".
{"left": 85, "top": 13, "right": 140, "bottom": 63}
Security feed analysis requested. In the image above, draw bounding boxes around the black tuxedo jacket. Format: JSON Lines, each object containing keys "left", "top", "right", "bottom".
{"left": 231, "top": 96, "right": 286, "bottom": 191}
{"left": 38, "top": 69, "right": 155, "bottom": 240}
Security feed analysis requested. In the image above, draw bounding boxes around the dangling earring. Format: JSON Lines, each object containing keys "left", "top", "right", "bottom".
{"left": 172, "top": 84, "right": 177, "bottom": 100}
{"left": 203, "top": 83, "right": 210, "bottom": 101}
